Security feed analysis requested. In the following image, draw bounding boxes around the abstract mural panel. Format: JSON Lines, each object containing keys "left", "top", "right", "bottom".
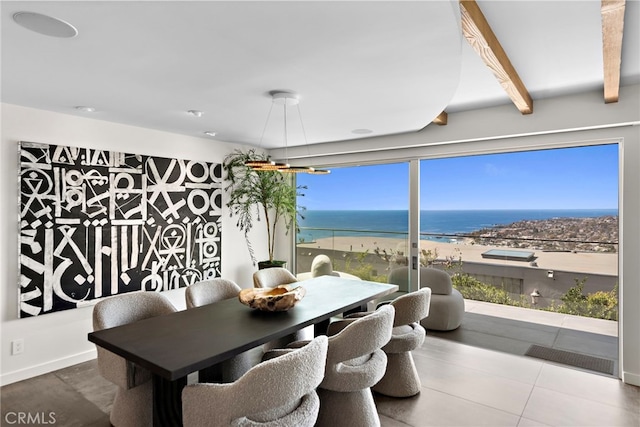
{"left": 18, "top": 141, "right": 222, "bottom": 317}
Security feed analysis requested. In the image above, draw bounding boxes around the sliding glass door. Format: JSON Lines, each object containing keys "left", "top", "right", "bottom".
{"left": 295, "top": 163, "right": 409, "bottom": 289}
{"left": 418, "top": 144, "right": 619, "bottom": 321}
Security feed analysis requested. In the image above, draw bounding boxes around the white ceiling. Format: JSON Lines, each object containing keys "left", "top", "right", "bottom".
{"left": 2, "top": 1, "right": 639, "bottom": 149}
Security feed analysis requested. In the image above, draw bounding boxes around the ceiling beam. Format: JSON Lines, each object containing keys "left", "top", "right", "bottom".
{"left": 601, "top": 0, "right": 626, "bottom": 103}
{"left": 460, "top": 0, "right": 533, "bottom": 114}
{"left": 433, "top": 111, "right": 448, "bottom": 125}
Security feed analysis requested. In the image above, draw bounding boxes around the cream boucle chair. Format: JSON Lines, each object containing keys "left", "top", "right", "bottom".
{"left": 372, "top": 287, "right": 431, "bottom": 397}
{"left": 252, "top": 268, "right": 310, "bottom": 350}
{"left": 388, "top": 266, "right": 464, "bottom": 331}
{"left": 296, "top": 254, "right": 361, "bottom": 280}
{"left": 266, "top": 304, "right": 395, "bottom": 427}
{"left": 419, "top": 267, "right": 465, "bottom": 331}
{"left": 182, "top": 335, "right": 328, "bottom": 427}
{"left": 252, "top": 267, "right": 298, "bottom": 288}
{"left": 92, "top": 291, "right": 177, "bottom": 427}
{"left": 185, "top": 278, "right": 241, "bottom": 308}
{"left": 185, "top": 279, "right": 254, "bottom": 382}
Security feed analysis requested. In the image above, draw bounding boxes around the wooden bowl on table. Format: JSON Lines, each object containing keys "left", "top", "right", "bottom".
{"left": 238, "top": 284, "right": 306, "bottom": 312}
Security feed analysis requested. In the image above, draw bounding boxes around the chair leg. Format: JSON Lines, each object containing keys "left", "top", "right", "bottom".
{"left": 316, "top": 387, "right": 380, "bottom": 427}
{"left": 373, "top": 352, "right": 422, "bottom": 397}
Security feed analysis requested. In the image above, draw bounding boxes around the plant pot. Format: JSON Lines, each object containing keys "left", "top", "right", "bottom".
{"left": 258, "top": 260, "right": 287, "bottom": 270}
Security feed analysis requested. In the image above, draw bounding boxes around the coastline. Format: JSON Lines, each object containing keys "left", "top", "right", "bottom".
{"left": 297, "top": 236, "right": 618, "bottom": 276}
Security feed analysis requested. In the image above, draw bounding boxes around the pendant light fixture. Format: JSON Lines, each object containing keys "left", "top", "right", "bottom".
{"left": 246, "top": 91, "right": 329, "bottom": 174}
{"left": 244, "top": 98, "right": 286, "bottom": 170}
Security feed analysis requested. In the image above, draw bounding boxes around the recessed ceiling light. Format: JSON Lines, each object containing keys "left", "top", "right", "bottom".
{"left": 351, "top": 129, "right": 373, "bottom": 134}
{"left": 187, "top": 110, "right": 204, "bottom": 117}
{"left": 204, "top": 131, "right": 217, "bottom": 137}
{"left": 13, "top": 12, "right": 78, "bottom": 38}
{"left": 75, "top": 106, "right": 95, "bottom": 113}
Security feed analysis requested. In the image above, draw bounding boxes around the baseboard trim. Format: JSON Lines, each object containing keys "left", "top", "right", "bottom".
{"left": 622, "top": 370, "right": 640, "bottom": 387}
{"left": 0, "top": 349, "right": 97, "bottom": 387}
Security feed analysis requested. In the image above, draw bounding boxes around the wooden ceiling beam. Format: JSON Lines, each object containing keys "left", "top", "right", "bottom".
{"left": 601, "top": 0, "right": 626, "bottom": 103}
{"left": 460, "top": 0, "right": 533, "bottom": 114}
{"left": 433, "top": 111, "right": 448, "bottom": 125}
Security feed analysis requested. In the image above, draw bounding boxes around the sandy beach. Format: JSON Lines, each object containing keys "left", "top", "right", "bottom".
{"left": 298, "top": 236, "right": 618, "bottom": 276}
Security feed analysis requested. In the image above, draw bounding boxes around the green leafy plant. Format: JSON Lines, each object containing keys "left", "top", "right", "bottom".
{"left": 341, "top": 251, "right": 387, "bottom": 283}
{"left": 368, "top": 244, "right": 617, "bottom": 321}
{"left": 223, "top": 149, "right": 305, "bottom": 265}
{"left": 441, "top": 247, "right": 463, "bottom": 273}
{"left": 549, "top": 278, "right": 618, "bottom": 320}
{"left": 420, "top": 248, "right": 439, "bottom": 266}
{"left": 374, "top": 247, "right": 408, "bottom": 266}
{"left": 452, "top": 274, "right": 530, "bottom": 307}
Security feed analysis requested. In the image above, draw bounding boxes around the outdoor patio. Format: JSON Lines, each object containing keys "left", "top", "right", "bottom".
{"left": 431, "top": 299, "right": 619, "bottom": 377}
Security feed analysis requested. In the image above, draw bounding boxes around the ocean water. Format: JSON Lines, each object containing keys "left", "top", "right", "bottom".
{"left": 297, "top": 209, "right": 618, "bottom": 243}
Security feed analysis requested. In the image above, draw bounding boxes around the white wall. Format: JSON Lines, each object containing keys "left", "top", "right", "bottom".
{"left": 0, "top": 104, "right": 270, "bottom": 385}
{"left": 274, "top": 86, "right": 640, "bottom": 386}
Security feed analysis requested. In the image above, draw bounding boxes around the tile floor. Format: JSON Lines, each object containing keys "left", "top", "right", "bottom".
{"left": 377, "top": 337, "right": 638, "bottom": 426}
{"left": 431, "top": 300, "right": 620, "bottom": 376}
{"left": 2, "top": 303, "right": 638, "bottom": 427}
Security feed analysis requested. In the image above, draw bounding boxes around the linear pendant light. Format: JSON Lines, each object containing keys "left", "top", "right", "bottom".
{"left": 246, "top": 91, "right": 329, "bottom": 174}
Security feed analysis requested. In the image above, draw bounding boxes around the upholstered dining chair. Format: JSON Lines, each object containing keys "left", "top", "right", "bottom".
{"left": 185, "top": 278, "right": 241, "bottom": 308}
{"left": 296, "top": 254, "right": 361, "bottom": 280}
{"left": 265, "top": 304, "right": 395, "bottom": 427}
{"left": 185, "top": 279, "right": 254, "bottom": 382}
{"left": 251, "top": 268, "right": 311, "bottom": 349}
{"left": 182, "top": 335, "right": 328, "bottom": 427}
{"left": 92, "top": 291, "right": 177, "bottom": 427}
{"left": 372, "top": 287, "right": 432, "bottom": 397}
{"left": 252, "top": 267, "right": 298, "bottom": 288}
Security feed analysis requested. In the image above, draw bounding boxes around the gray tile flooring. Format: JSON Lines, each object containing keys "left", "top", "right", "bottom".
{"left": 0, "top": 362, "right": 114, "bottom": 427}
{"left": 434, "top": 300, "right": 620, "bottom": 377}
{"left": 2, "top": 302, "right": 638, "bottom": 427}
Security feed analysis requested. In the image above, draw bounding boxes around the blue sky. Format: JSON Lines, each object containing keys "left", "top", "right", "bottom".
{"left": 298, "top": 144, "right": 619, "bottom": 210}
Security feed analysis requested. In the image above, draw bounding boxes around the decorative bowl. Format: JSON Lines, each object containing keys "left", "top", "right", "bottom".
{"left": 238, "top": 284, "right": 306, "bottom": 312}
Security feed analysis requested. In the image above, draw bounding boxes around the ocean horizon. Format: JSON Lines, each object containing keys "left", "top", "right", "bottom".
{"left": 297, "top": 209, "right": 618, "bottom": 243}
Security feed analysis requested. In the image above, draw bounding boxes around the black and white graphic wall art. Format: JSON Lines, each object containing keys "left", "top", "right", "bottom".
{"left": 19, "top": 141, "right": 222, "bottom": 317}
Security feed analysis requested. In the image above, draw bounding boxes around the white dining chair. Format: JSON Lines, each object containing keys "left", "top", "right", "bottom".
{"left": 185, "top": 279, "right": 255, "bottom": 382}
{"left": 182, "top": 335, "right": 328, "bottom": 427}
{"left": 92, "top": 291, "right": 177, "bottom": 427}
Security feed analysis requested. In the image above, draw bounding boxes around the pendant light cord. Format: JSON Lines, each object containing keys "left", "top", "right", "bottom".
{"left": 259, "top": 101, "right": 275, "bottom": 149}
{"left": 283, "top": 97, "right": 289, "bottom": 163}
{"left": 296, "top": 103, "right": 312, "bottom": 158}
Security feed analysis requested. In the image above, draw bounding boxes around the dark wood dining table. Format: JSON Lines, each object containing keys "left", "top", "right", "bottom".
{"left": 88, "top": 275, "right": 398, "bottom": 427}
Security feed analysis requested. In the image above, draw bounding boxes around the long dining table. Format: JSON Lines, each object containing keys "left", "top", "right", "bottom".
{"left": 88, "top": 275, "right": 398, "bottom": 427}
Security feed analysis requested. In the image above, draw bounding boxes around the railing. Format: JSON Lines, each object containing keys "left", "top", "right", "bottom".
{"left": 297, "top": 226, "right": 409, "bottom": 241}
{"left": 296, "top": 226, "right": 619, "bottom": 321}
{"left": 297, "top": 226, "right": 618, "bottom": 252}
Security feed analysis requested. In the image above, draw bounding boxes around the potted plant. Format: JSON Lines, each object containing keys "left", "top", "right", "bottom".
{"left": 223, "top": 149, "right": 304, "bottom": 268}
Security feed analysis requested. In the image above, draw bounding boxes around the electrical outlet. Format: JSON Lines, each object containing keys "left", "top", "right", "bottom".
{"left": 11, "top": 339, "right": 24, "bottom": 355}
